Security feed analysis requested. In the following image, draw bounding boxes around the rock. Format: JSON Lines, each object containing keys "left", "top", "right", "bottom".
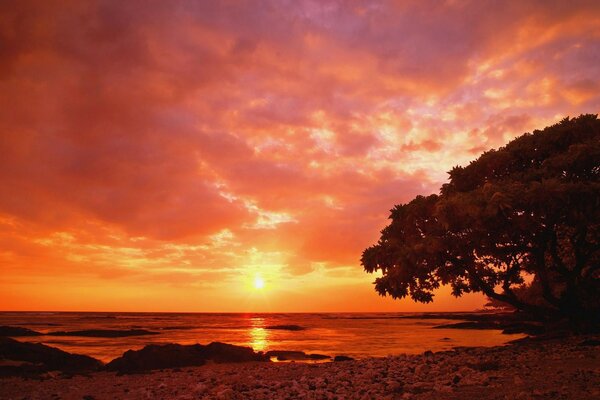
{"left": 433, "top": 321, "right": 502, "bottom": 330}
{"left": 457, "top": 366, "right": 475, "bottom": 376}
{"left": 48, "top": 329, "right": 159, "bottom": 337}
{"left": 515, "top": 391, "right": 531, "bottom": 399}
{"left": 202, "top": 342, "right": 269, "bottom": 363}
{"left": 468, "top": 360, "right": 500, "bottom": 371}
{"left": 0, "top": 337, "right": 102, "bottom": 376}
{"left": 265, "top": 325, "right": 306, "bottom": 331}
{"left": 386, "top": 379, "right": 403, "bottom": 392}
{"left": 193, "top": 383, "right": 208, "bottom": 394}
{"left": 265, "top": 350, "right": 309, "bottom": 361}
{"left": 215, "top": 386, "right": 234, "bottom": 399}
{"left": 106, "top": 342, "right": 268, "bottom": 373}
{"left": 308, "top": 353, "right": 331, "bottom": 360}
{"left": 422, "top": 350, "right": 435, "bottom": 364}
{"left": 408, "top": 381, "right": 433, "bottom": 393}
{"left": 578, "top": 339, "right": 600, "bottom": 346}
{"left": 106, "top": 344, "right": 205, "bottom": 373}
{"left": 501, "top": 323, "right": 545, "bottom": 335}
{"left": 161, "top": 326, "right": 196, "bottom": 331}
{"left": 434, "top": 384, "right": 453, "bottom": 393}
{"left": 460, "top": 372, "right": 489, "bottom": 386}
{"left": 40, "top": 371, "right": 59, "bottom": 379}
{"left": 0, "top": 326, "right": 43, "bottom": 337}
{"left": 334, "top": 355, "right": 354, "bottom": 362}
{"left": 264, "top": 350, "right": 330, "bottom": 361}
{"left": 415, "top": 364, "right": 431, "bottom": 375}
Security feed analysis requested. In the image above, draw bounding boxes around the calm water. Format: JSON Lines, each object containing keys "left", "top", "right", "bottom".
{"left": 0, "top": 312, "right": 523, "bottom": 362}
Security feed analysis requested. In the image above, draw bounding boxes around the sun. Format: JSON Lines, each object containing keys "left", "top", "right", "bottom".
{"left": 254, "top": 276, "right": 265, "bottom": 290}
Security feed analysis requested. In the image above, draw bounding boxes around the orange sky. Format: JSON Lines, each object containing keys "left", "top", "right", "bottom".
{"left": 1, "top": 0, "right": 600, "bottom": 312}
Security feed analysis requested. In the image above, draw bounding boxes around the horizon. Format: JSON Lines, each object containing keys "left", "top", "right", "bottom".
{"left": 0, "top": 310, "right": 491, "bottom": 314}
{"left": 2, "top": 1, "right": 600, "bottom": 312}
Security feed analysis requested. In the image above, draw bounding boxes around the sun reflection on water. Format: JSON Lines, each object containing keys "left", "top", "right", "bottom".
{"left": 248, "top": 317, "right": 269, "bottom": 352}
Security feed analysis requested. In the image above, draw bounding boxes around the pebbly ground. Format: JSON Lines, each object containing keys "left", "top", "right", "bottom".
{"left": 1, "top": 335, "right": 598, "bottom": 400}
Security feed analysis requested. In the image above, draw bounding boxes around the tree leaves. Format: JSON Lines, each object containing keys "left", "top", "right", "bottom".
{"left": 362, "top": 114, "right": 600, "bottom": 320}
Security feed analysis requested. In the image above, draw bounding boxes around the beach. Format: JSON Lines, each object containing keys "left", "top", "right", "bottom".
{"left": 1, "top": 335, "right": 598, "bottom": 400}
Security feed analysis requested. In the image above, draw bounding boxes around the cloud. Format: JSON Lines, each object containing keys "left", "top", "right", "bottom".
{"left": 1, "top": 0, "right": 599, "bottom": 310}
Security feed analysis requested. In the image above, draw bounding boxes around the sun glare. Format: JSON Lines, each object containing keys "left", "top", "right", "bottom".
{"left": 254, "top": 276, "right": 265, "bottom": 290}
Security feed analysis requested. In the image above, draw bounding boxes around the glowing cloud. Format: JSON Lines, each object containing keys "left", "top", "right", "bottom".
{"left": 1, "top": 0, "right": 599, "bottom": 311}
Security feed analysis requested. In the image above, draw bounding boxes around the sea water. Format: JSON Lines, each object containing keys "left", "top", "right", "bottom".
{"left": 0, "top": 312, "right": 523, "bottom": 362}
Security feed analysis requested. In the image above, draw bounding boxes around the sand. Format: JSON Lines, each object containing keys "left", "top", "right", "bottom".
{"left": 1, "top": 335, "right": 598, "bottom": 400}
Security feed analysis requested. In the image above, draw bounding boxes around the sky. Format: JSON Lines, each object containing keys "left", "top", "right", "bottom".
{"left": 1, "top": 0, "right": 600, "bottom": 312}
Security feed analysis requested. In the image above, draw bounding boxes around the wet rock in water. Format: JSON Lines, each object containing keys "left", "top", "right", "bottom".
{"left": 434, "top": 319, "right": 545, "bottom": 335}
{"left": 106, "top": 342, "right": 268, "bottom": 373}
{"left": 433, "top": 321, "right": 502, "bottom": 330}
{"left": 48, "top": 329, "right": 160, "bottom": 337}
{"left": 266, "top": 350, "right": 309, "bottom": 361}
{"left": 501, "top": 323, "right": 545, "bottom": 335}
{"left": 265, "top": 325, "right": 306, "bottom": 331}
{"left": 334, "top": 355, "right": 354, "bottom": 362}
{"left": 265, "top": 350, "right": 331, "bottom": 361}
{"left": 160, "top": 326, "right": 196, "bottom": 331}
{"left": 0, "top": 337, "right": 102, "bottom": 376}
{"left": 0, "top": 326, "right": 43, "bottom": 337}
{"left": 308, "top": 353, "right": 331, "bottom": 360}
{"left": 202, "top": 342, "right": 269, "bottom": 363}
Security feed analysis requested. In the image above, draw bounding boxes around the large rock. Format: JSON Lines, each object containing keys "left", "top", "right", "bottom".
{"left": 106, "top": 342, "right": 268, "bottom": 373}
{"left": 202, "top": 342, "right": 269, "bottom": 363}
{"left": 106, "top": 343, "right": 207, "bottom": 373}
{"left": 434, "top": 320, "right": 545, "bottom": 335}
{"left": 0, "top": 337, "right": 102, "bottom": 376}
{"left": 0, "top": 326, "right": 43, "bottom": 337}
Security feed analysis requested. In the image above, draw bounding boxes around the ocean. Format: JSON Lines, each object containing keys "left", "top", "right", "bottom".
{"left": 0, "top": 312, "right": 523, "bottom": 363}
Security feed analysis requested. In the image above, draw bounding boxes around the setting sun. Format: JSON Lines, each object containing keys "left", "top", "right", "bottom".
{"left": 1, "top": 2, "right": 598, "bottom": 399}
{"left": 254, "top": 276, "right": 265, "bottom": 290}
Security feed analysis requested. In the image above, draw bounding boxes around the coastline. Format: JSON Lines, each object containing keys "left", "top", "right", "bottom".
{"left": 0, "top": 311, "right": 529, "bottom": 363}
{"left": 1, "top": 334, "right": 598, "bottom": 400}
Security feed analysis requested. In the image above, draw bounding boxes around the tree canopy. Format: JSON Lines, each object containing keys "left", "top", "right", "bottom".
{"left": 362, "top": 114, "right": 600, "bottom": 323}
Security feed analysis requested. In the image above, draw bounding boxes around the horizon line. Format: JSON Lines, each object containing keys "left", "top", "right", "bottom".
{"left": 0, "top": 309, "right": 493, "bottom": 314}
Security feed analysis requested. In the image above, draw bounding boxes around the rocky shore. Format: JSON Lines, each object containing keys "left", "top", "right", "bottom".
{"left": 1, "top": 335, "right": 598, "bottom": 400}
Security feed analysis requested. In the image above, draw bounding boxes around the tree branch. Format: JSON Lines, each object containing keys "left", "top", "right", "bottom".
{"left": 465, "top": 264, "right": 548, "bottom": 316}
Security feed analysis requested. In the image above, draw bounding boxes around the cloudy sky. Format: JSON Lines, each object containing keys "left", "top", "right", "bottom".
{"left": 1, "top": 0, "right": 599, "bottom": 311}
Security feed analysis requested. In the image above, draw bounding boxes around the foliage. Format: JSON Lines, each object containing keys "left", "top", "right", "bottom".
{"left": 362, "top": 115, "right": 600, "bottom": 323}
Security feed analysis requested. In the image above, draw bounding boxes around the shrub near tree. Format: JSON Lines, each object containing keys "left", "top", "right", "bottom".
{"left": 362, "top": 114, "right": 600, "bottom": 329}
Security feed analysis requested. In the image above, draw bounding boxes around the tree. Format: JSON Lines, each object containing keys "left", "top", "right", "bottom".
{"left": 362, "top": 114, "right": 600, "bottom": 326}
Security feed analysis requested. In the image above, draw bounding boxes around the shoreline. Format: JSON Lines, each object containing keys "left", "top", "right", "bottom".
{"left": 0, "top": 311, "right": 532, "bottom": 363}
{"left": 1, "top": 334, "right": 598, "bottom": 399}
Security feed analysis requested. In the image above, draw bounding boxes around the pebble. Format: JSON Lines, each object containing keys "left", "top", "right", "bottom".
{"left": 2, "top": 335, "right": 599, "bottom": 399}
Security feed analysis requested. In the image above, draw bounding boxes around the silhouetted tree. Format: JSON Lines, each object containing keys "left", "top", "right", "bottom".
{"left": 362, "top": 115, "right": 600, "bottom": 327}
